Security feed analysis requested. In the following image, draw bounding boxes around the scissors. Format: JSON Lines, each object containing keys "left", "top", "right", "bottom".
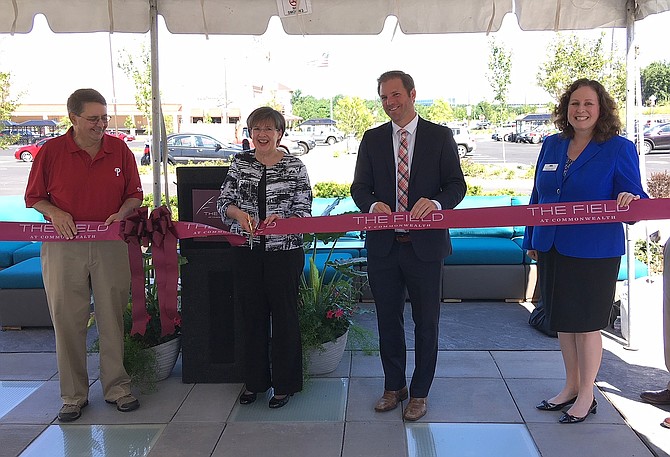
{"left": 247, "top": 215, "right": 255, "bottom": 250}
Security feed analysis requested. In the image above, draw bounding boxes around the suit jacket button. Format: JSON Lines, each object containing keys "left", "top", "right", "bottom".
{"left": 556, "top": 188, "right": 560, "bottom": 194}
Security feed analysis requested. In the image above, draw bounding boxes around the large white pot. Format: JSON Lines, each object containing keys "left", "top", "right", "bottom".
{"left": 306, "top": 330, "right": 348, "bottom": 375}
{"left": 149, "top": 336, "right": 181, "bottom": 381}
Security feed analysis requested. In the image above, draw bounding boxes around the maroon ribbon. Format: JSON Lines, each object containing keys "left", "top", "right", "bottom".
{"left": 120, "top": 206, "right": 180, "bottom": 337}
{"left": 255, "top": 198, "right": 670, "bottom": 235}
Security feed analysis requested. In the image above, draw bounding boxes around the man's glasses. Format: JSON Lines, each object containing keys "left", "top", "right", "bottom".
{"left": 77, "top": 114, "right": 112, "bottom": 124}
{"left": 251, "top": 127, "right": 279, "bottom": 133}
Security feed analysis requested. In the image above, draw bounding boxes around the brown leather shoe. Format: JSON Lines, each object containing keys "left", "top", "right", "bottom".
{"left": 374, "top": 386, "right": 408, "bottom": 412}
{"left": 640, "top": 389, "right": 670, "bottom": 405}
{"left": 403, "top": 397, "right": 427, "bottom": 421}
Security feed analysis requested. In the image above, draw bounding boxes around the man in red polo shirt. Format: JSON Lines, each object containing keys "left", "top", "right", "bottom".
{"left": 25, "top": 88, "right": 143, "bottom": 422}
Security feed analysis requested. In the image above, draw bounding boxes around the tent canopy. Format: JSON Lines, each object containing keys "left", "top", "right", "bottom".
{"left": 18, "top": 119, "right": 58, "bottom": 127}
{"left": 1, "top": 0, "right": 669, "bottom": 36}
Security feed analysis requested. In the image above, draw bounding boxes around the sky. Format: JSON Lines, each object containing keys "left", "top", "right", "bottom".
{"left": 0, "top": 10, "right": 668, "bottom": 109}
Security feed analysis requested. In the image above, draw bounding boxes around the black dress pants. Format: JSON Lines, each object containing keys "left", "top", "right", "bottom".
{"left": 367, "top": 240, "right": 442, "bottom": 398}
{"left": 233, "top": 247, "right": 304, "bottom": 394}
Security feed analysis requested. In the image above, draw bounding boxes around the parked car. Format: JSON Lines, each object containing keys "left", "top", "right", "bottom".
{"left": 106, "top": 130, "right": 136, "bottom": 142}
{"left": 238, "top": 127, "right": 311, "bottom": 155}
{"left": 642, "top": 122, "right": 670, "bottom": 154}
{"left": 141, "top": 133, "right": 241, "bottom": 165}
{"left": 296, "top": 121, "right": 345, "bottom": 145}
{"left": 491, "top": 123, "right": 516, "bottom": 142}
{"left": 448, "top": 125, "right": 477, "bottom": 158}
{"left": 14, "top": 137, "right": 51, "bottom": 162}
{"left": 283, "top": 131, "right": 317, "bottom": 152}
{"left": 522, "top": 128, "right": 544, "bottom": 144}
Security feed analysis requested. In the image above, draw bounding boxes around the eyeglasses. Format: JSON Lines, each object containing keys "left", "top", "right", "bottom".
{"left": 77, "top": 114, "right": 112, "bottom": 124}
{"left": 251, "top": 127, "right": 279, "bottom": 134}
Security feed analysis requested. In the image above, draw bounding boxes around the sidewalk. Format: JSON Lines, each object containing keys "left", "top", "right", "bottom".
{"left": 1, "top": 283, "right": 669, "bottom": 456}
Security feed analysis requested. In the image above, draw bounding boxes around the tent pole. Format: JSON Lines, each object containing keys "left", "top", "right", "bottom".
{"left": 150, "top": 0, "right": 161, "bottom": 209}
{"left": 624, "top": 0, "right": 637, "bottom": 350}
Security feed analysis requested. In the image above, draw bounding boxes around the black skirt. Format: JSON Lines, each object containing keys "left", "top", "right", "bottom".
{"left": 538, "top": 247, "right": 621, "bottom": 333}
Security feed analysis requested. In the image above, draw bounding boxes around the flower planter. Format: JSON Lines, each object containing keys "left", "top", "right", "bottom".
{"left": 306, "top": 330, "right": 348, "bottom": 375}
{"left": 148, "top": 336, "right": 181, "bottom": 381}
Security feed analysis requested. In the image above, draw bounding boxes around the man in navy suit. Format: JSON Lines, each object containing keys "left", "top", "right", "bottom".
{"left": 351, "top": 71, "right": 466, "bottom": 421}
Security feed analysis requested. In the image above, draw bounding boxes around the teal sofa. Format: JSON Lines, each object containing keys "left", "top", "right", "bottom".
{"left": 310, "top": 195, "right": 649, "bottom": 302}
{"left": 0, "top": 196, "right": 51, "bottom": 328}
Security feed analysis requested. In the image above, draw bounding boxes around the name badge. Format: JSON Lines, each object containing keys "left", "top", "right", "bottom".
{"left": 542, "top": 163, "right": 558, "bottom": 171}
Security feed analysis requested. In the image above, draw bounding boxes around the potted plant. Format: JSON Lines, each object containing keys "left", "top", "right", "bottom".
{"left": 298, "top": 232, "right": 374, "bottom": 377}
{"left": 89, "top": 250, "right": 186, "bottom": 392}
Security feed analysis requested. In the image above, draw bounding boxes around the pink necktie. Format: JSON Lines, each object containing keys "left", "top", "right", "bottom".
{"left": 397, "top": 129, "right": 409, "bottom": 211}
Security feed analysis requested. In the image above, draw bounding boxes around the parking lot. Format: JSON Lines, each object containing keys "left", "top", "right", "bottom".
{"left": 1, "top": 136, "right": 669, "bottom": 198}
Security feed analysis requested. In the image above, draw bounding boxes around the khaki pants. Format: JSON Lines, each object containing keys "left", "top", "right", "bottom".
{"left": 42, "top": 240, "right": 132, "bottom": 405}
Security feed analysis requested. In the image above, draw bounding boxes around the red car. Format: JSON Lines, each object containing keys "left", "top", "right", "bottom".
{"left": 15, "top": 137, "right": 51, "bottom": 162}
{"left": 106, "top": 130, "right": 136, "bottom": 142}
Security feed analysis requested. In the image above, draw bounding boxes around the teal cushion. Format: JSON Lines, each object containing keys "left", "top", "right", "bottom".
{"left": 0, "top": 257, "right": 44, "bottom": 288}
{"left": 451, "top": 196, "right": 514, "bottom": 238}
{"left": 330, "top": 197, "right": 359, "bottom": 215}
{"left": 512, "top": 237, "right": 535, "bottom": 264}
{"left": 12, "top": 242, "right": 42, "bottom": 264}
{"left": 303, "top": 252, "right": 353, "bottom": 284}
{"left": 511, "top": 196, "right": 531, "bottom": 237}
{"left": 0, "top": 195, "right": 46, "bottom": 222}
{"left": 618, "top": 255, "right": 649, "bottom": 280}
{"left": 445, "top": 238, "right": 524, "bottom": 265}
{"left": 0, "top": 241, "right": 31, "bottom": 268}
{"left": 312, "top": 198, "right": 339, "bottom": 217}
{"left": 455, "top": 195, "right": 513, "bottom": 209}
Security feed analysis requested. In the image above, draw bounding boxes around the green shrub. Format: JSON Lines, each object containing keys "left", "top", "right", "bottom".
{"left": 635, "top": 239, "right": 664, "bottom": 275}
{"left": 143, "top": 194, "right": 179, "bottom": 220}
{"left": 460, "top": 160, "right": 488, "bottom": 177}
{"left": 466, "top": 185, "right": 482, "bottom": 196}
{"left": 313, "top": 182, "right": 351, "bottom": 198}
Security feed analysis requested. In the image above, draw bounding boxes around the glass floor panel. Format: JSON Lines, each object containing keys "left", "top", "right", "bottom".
{"left": 406, "top": 423, "right": 540, "bottom": 457}
{"left": 20, "top": 424, "right": 164, "bottom": 457}
{"left": 0, "top": 380, "right": 42, "bottom": 418}
{"left": 229, "top": 378, "right": 348, "bottom": 422}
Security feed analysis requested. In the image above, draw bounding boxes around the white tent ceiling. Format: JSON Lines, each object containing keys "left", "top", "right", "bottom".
{"left": 1, "top": 0, "right": 669, "bottom": 35}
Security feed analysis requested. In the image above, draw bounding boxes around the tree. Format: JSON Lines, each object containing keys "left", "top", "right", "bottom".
{"left": 58, "top": 115, "right": 72, "bottom": 132}
{"left": 424, "top": 99, "right": 454, "bottom": 124}
{"left": 536, "top": 32, "right": 626, "bottom": 106}
{"left": 641, "top": 61, "right": 670, "bottom": 105}
{"left": 118, "top": 42, "right": 153, "bottom": 133}
{"left": 124, "top": 115, "right": 136, "bottom": 130}
{"left": 487, "top": 37, "right": 512, "bottom": 123}
{"left": 364, "top": 99, "right": 386, "bottom": 124}
{"left": 0, "top": 72, "right": 19, "bottom": 148}
{"left": 292, "top": 94, "right": 331, "bottom": 122}
{"left": 333, "top": 96, "right": 374, "bottom": 139}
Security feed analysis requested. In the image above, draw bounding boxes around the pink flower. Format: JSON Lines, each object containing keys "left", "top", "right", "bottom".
{"left": 326, "top": 310, "right": 335, "bottom": 319}
{"left": 335, "top": 309, "right": 344, "bottom": 318}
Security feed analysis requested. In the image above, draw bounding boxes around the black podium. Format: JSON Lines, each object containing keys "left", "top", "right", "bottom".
{"left": 177, "top": 166, "right": 244, "bottom": 383}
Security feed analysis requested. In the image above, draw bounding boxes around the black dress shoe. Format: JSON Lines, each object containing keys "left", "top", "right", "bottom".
{"left": 536, "top": 396, "right": 578, "bottom": 411}
{"left": 239, "top": 391, "right": 257, "bottom": 405}
{"left": 640, "top": 389, "right": 670, "bottom": 405}
{"left": 269, "top": 394, "right": 292, "bottom": 409}
{"left": 558, "top": 399, "right": 597, "bottom": 424}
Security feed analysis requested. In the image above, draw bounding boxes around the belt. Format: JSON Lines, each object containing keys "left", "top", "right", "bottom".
{"left": 395, "top": 233, "right": 411, "bottom": 243}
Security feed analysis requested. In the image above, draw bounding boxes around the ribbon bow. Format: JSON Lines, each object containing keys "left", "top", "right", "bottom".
{"left": 120, "top": 206, "right": 180, "bottom": 337}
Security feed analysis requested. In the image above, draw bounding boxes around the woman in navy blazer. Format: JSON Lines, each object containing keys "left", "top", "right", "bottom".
{"left": 523, "top": 79, "right": 647, "bottom": 424}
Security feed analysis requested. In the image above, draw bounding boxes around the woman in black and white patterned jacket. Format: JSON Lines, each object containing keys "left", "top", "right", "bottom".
{"left": 217, "top": 107, "right": 312, "bottom": 409}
